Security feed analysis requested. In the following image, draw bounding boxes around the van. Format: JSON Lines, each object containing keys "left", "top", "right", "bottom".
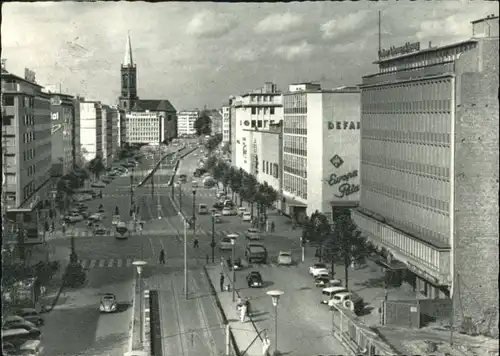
{"left": 245, "top": 243, "right": 268, "bottom": 264}
{"left": 198, "top": 204, "right": 208, "bottom": 215}
{"left": 18, "top": 339, "right": 43, "bottom": 355}
{"left": 320, "top": 286, "right": 349, "bottom": 305}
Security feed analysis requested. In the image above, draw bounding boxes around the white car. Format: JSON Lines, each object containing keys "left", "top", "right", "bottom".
{"left": 241, "top": 212, "right": 252, "bottom": 222}
{"left": 245, "top": 228, "right": 260, "bottom": 240}
{"left": 91, "top": 181, "right": 106, "bottom": 188}
{"left": 309, "top": 263, "right": 328, "bottom": 276}
{"left": 88, "top": 213, "right": 102, "bottom": 222}
{"left": 65, "top": 215, "right": 83, "bottom": 222}
{"left": 277, "top": 251, "right": 292, "bottom": 265}
{"left": 221, "top": 207, "right": 235, "bottom": 216}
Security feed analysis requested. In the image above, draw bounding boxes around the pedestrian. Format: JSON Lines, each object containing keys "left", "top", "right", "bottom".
{"left": 220, "top": 273, "right": 225, "bottom": 292}
{"left": 193, "top": 238, "right": 199, "bottom": 248}
{"left": 51, "top": 221, "right": 55, "bottom": 232}
{"left": 262, "top": 335, "right": 271, "bottom": 356}
{"left": 240, "top": 303, "right": 247, "bottom": 322}
{"left": 271, "top": 221, "right": 275, "bottom": 233}
{"left": 159, "top": 249, "right": 165, "bottom": 265}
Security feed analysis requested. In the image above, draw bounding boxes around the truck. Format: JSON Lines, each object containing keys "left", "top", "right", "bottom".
{"left": 245, "top": 243, "right": 268, "bottom": 264}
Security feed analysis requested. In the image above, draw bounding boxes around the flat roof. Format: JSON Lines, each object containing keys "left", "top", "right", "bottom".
{"left": 284, "top": 88, "right": 360, "bottom": 94}
{"left": 471, "top": 15, "right": 498, "bottom": 24}
{"left": 374, "top": 39, "right": 478, "bottom": 65}
{"left": 241, "top": 92, "right": 281, "bottom": 97}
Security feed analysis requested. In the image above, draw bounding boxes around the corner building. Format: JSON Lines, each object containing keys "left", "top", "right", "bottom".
{"left": 352, "top": 15, "right": 499, "bottom": 333}
{"left": 282, "top": 83, "right": 361, "bottom": 222}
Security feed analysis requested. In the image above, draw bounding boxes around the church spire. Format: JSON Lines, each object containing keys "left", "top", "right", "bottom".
{"left": 123, "top": 32, "right": 134, "bottom": 67}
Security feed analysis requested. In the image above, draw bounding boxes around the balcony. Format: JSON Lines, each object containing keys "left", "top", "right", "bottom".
{"left": 2, "top": 82, "right": 21, "bottom": 92}
{"left": 352, "top": 209, "right": 451, "bottom": 286}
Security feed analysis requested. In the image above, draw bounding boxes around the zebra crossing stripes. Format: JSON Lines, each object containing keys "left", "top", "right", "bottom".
{"left": 79, "top": 258, "right": 133, "bottom": 269}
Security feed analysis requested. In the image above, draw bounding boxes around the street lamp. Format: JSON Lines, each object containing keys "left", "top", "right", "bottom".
{"left": 228, "top": 233, "right": 238, "bottom": 302}
{"left": 192, "top": 189, "right": 197, "bottom": 230}
{"left": 266, "top": 290, "right": 284, "bottom": 356}
{"left": 180, "top": 213, "right": 189, "bottom": 300}
{"left": 132, "top": 260, "right": 148, "bottom": 348}
{"left": 211, "top": 212, "right": 216, "bottom": 263}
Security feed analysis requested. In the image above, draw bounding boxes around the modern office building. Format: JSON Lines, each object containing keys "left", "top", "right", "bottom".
{"left": 281, "top": 83, "right": 361, "bottom": 221}
{"left": 177, "top": 110, "right": 199, "bottom": 136}
{"left": 352, "top": 15, "right": 499, "bottom": 333}
{"left": 117, "top": 34, "right": 177, "bottom": 143}
{"left": 101, "top": 104, "right": 112, "bottom": 166}
{"left": 221, "top": 105, "right": 231, "bottom": 144}
{"left": 48, "top": 92, "right": 75, "bottom": 177}
{"left": 116, "top": 106, "right": 126, "bottom": 147}
{"left": 233, "top": 82, "right": 282, "bottom": 172}
{"left": 229, "top": 95, "right": 240, "bottom": 165}
{"left": 108, "top": 106, "right": 120, "bottom": 157}
{"left": 1, "top": 63, "right": 54, "bottom": 246}
{"left": 79, "top": 101, "right": 103, "bottom": 164}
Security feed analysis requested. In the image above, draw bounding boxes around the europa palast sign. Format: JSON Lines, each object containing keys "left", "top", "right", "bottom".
{"left": 378, "top": 41, "right": 420, "bottom": 59}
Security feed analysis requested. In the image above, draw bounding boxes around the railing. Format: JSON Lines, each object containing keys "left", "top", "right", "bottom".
{"left": 2, "top": 82, "right": 21, "bottom": 92}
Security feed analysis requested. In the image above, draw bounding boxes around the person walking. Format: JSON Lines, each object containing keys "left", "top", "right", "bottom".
{"left": 159, "top": 249, "right": 165, "bottom": 265}
{"left": 193, "top": 238, "right": 199, "bottom": 249}
{"left": 271, "top": 221, "right": 275, "bottom": 233}
{"left": 51, "top": 221, "right": 55, "bottom": 233}
{"left": 239, "top": 303, "right": 247, "bottom": 322}
{"left": 220, "top": 273, "right": 225, "bottom": 292}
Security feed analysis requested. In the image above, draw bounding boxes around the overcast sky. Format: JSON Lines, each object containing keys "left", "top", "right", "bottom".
{"left": 2, "top": 1, "right": 497, "bottom": 110}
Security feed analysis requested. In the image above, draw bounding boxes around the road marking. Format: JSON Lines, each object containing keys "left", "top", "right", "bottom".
{"left": 89, "top": 259, "right": 97, "bottom": 268}
{"left": 117, "top": 259, "right": 123, "bottom": 267}
{"left": 99, "top": 259, "right": 106, "bottom": 268}
{"left": 107, "top": 259, "right": 114, "bottom": 268}
{"left": 126, "top": 258, "right": 132, "bottom": 267}
{"left": 190, "top": 274, "right": 218, "bottom": 355}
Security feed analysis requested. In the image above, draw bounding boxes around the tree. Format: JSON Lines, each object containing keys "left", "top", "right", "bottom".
{"left": 329, "top": 213, "right": 365, "bottom": 289}
{"left": 228, "top": 167, "right": 242, "bottom": 202}
{"left": 194, "top": 111, "right": 212, "bottom": 136}
{"left": 212, "top": 161, "right": 230, "bottom": 193}
{"left": 205, "top": 134, "right": 222, "bottom": 152}
{"left": 307, "top": 211, "right": 331, "bottom": 262}
{"left": 203, "top": 155, "right": 218, "bottom": 171}
{"left": 241, "top": 172, "right": 258, "bottom": 214}
{"left": 88, "top": 156, "right": 106, "bottom": 181}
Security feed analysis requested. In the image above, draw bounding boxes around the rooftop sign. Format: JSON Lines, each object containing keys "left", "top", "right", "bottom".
{"left": 24, "top": 68, "right": 37, "bottom": 83}
{"left": 378, "top": 42, "right": 420, "bottom": 59}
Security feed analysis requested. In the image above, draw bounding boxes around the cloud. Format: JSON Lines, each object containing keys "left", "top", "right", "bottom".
{"left": 254, "top": 12, "right": 303, "bottom": 34}
{"left": 321, "top": 11, "right": 370, "bottom": 39}
{"left": 186, "top": 10, "right": 235, "bottom": 38}
{"left": 274, "top": 40, "right": 314, "bottom": 60}
{"left": 232, "top": 47, "right": 260, "bottom": 62}
{"left": 416, "top": 14, "right": 471, "bottom": 41}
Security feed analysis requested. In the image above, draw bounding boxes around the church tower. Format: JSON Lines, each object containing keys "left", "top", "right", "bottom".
{"left": 119, "top": 34, "right": 138, "bottom": 111}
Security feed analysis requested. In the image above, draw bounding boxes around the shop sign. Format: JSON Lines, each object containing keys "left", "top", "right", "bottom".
{"left": 378, "top": 41, "right": 420, "bottom": 59}
{"left": 327, "top": 155, "right": 360, "bottom": 199}
{"left": 327, "top": 121, "right": 360, "bottom": 130}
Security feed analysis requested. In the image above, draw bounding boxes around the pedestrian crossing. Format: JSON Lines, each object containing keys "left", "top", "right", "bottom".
{"left": 78, "top": 258, "right": 134, "bottom": 269}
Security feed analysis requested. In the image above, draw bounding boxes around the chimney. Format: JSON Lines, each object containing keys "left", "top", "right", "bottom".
{"left": 428, "top": 41, "right": 432, "bottom": 48}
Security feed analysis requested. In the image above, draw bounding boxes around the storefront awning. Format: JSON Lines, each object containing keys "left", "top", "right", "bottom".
{"left": 283, "top": 195, "right": 307, "bottom": 207}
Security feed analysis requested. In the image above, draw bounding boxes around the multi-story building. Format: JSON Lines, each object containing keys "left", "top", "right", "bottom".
{"left": 48, "top": 92, "right": 75, "bottom": 177}
{"left": 72, "top": 96, "right": 82, "bottom": 167}
{"left": 233, "top": 82, "right": 282, "bottom": 173}
{"left": 117, "top": 34, "right": 177, "bottom": 143}
{"left": 116, "top": 106, "right": 126, "bottom": 147}
{"left": 208, "top": 109, "right": 223, "bottom": 135}
{"left": 79, "top": 101, "right": 103, "bottom": 164}
{"left": 281, "top": 83, "right": 361, "bottom": 221}
{"left": 108, "top": 106, "right": 120, "bottom": 158}
{"left": 177, "top": 110, "right": 199, "bottom": 136}
{"left": 352, "top": 15, "right": 499, "bottom": 333}
{"left": 221, "top": 105, "right": 231, "bottom": 144}
{"left": 229, "top": 95, "right": 240, "bottom": 165}
{"left": 101, "top": 104, "right": 112, "bottom": 166}
{"left": 2, "top": 64, "right": 54, "bottom": 246}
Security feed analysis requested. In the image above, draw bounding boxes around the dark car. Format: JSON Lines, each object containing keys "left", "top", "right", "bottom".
{"left": 246, "top": 271, "right": 263, "bottom": 288}
{"left": 14, "top": 309, "right": 44, "bottom": 326}
{"left": 95, "top": 227, "right": 107, "bottom": 235}
{"left": 213, "top": 202, "right": 224, "bottom": 210}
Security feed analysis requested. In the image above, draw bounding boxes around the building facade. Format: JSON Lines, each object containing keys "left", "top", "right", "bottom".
{"left": 208, "top": 109, "right": 223, "bottom": 135}
{"left": 79, "top": 101, "right": 103, "bottom": 164}
{"left": 49, "top": 92, "right": 75, "bottom": 176}
{"left": 177, "top": 110, "right": 199, "bottom": 136}
{"left": 282, "top": 83, "right": 361, "bottom": 221}
{"left": 221, "top": 105, "right": 231, "bottom": 144}
{"left": 233, "top": 82, "right": 282, "bottom": 174}
{"left": 352, "top": 15, "right": 499, "bottom": 333}
{"left": 108, "top": 106, "right": 120, "bottom": 157}
{"left": 2, "top": 65, "right": 54, "bottom": 246}
{"left": 229, "top": 96, "right": 240, "bottom": 165}
{"left": 72, "top": 96, "right": 82, "bottom": 167}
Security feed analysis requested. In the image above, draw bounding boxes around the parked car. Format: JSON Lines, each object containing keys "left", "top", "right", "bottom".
{"left": 14, "top": 309, "right": 44, "bottom": 326}
{"left": 115, "top": 222, "right": 128, "bottom": 239}
{"left": 320, "top": 286, "right": 349, "bottom": 305}
{"left": 18, "top": 339, "right": 43, "bottom": 355}
{"left": 246, "top": 271, "right": 263, "bottom": 288}
{"left": 222, "top": 207, "right": 237, "bottom": 216}
{"left": 99, "top": 293, "right": 118, "bottom": 313}
{"left": 213, "top": 202, "right": 224, "bottom": 210}
{"left": 245, "top": 228, "right": 260, "bottom": 240}
{"left": 242, "top": 212, "right": 252, "bottom": 222}
{"left": 2, "top": 316, "right": 36, "bottom": 331}
{"left": 198, "top": 204, "right": 208, "bottom": 215}
{"left": 64, "top": 215, "right": 83, "bottom": 223}
{"left": 91, "top": 182, "right": 106, "bottom": 188}
{"left": 237, "top": 207, "right": 247, "bottom": 217}
{"left": 94, "top": 227, "right": 107, "bottom": 235}
{"left": 88, "top": 213, "right": 102, "bottom": 222}
{"left": 309, "top": 263, "right": 328, "bottom": 276}
{"left": 277, "top": 251, "right": 292, "bottom": 265}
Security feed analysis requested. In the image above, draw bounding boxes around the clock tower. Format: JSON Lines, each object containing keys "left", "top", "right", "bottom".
{"left": 119, "top": 34, "right": 138, "bottom": 111}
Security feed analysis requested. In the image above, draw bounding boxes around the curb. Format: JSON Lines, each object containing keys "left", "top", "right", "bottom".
{"left": 128, "top": 278, "right": 137, "bottom": 353}
{"left": 202, "top": 266, "right": 241, "bottom": 356}
{"left": 137, "top": 146, "right": 186, "bottom": 188}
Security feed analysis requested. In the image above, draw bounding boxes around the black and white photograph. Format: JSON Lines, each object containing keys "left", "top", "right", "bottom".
{"left": 1, "top": 1, "right": 498, "bottom": 356}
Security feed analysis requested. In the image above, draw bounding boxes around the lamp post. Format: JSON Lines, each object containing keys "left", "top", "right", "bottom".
{"left": 179, "top": 213, "right": 188, "bottom": 300}
{"left": 192, "top": 189, "right": 196, "bottom": 230}
{"left": 267, "top": 290, "right": 284, "bottom": 356}
{"left": 132, "top": 260, "right": 148, "bottom": 348}
{"left": 211, "top": 212, "right": 216, "bottom": 263}
{"left": 228, "top": 233, "right": 238, "bottom": 302}
{"left": 178, "top": 182, "right": 183, "bottom": 215}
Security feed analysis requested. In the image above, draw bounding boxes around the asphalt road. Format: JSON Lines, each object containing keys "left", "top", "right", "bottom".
{"left": 174, "top": 150, "right": 349, "bottom": 355}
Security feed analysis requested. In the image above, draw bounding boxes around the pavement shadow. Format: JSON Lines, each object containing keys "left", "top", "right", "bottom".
{"left": 261, "top": 281, "right": 274, "bottom": 288}
{"left": 250, "top": 310, "right": 269, "bottom": 318}
{"left": 299, "top": 286, "right": 312, "bottom": 291}
{"left": 115, "top": 301, "right": 132, "bottom": 313}
{"left": 354, "top": 276, "right": 386, "bottom": 289}
{"left": 358, "top": 304, "right": 376, "bottom": 316}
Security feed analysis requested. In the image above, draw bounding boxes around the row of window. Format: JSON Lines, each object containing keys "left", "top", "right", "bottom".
{"left": 362, "top": 100, "right": 451, "bottom": 114}
{"left": 262, "top": 160, "right": 279, "bottom": 178}
{"left": 284, "top": 147, "right": 307, "bottom": 157}
{"left": 362, "top": 178, "right": 449, "bottom": 214}
{"left": 27, "top": 164, "right": 36, "bottom": 177}
{"left": 362, "top": 129, "right": 450, "bottom": 147}
{"left": 23, "top": 131, "right": 36, "bottom": 143}
{"left": 283, "top": 173, "right": 307, "bottom": 200}
{"left": 250, "top": 95, "right": 276, "bottom": 103}
{"left": 283, "top": 135, "right": 307, "bottom": 157}
{"left": 23, "top": 148, "right": 35, "bottom": 161}
{"left": 23, "top": 181, "right": 36, "bottom": 202}
{"left": 250, "top": 107, "right": 276, "bottom": 115}
{"left": 362, "top": 156, "right": 449, "bottom": 181}
{"left": 283, "top": 115, "right": 307, "bottom": 130}
{"left": 283, "top": 94, "right": 307, "bottom": 113}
